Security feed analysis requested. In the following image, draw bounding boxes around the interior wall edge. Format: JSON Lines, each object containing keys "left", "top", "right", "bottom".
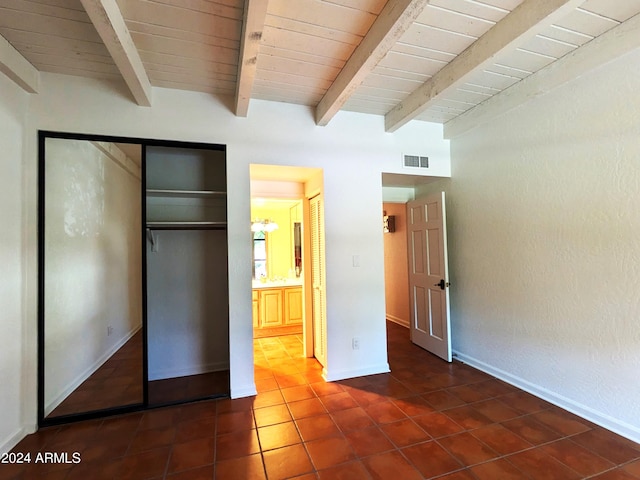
{"left": 453, "top": 350, "right": 640, "bottom": 445}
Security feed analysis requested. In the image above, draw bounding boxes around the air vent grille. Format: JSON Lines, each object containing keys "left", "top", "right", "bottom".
{"left": 403, "top": 155, "right": 429, "bottom": 169}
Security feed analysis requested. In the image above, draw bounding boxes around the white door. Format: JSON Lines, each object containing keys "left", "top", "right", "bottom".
{"left": 406, "top": 192, "right": 451, "bottom": 362}
{"left": 310, "top": 194, "right": 327, "bottom": 367}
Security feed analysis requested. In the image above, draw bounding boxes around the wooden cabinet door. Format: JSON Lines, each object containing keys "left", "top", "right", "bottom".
{"left": 284, "top": 287, "right": 303, "bottom": 325}
{"left": 252, "top": 290, "right": 259, "bottom": 328}
{"left": 260, "top": 289, "right": 283, "bottom": 327}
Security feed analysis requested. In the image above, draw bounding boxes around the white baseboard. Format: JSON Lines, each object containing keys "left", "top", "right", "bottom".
{"left": 453, "top": 350, "right": 640, "bottom": 445}
{"left": 386, "top": 315, "right": 409, "bottom": 328}
{"left": 0, "top": 427, "right": 30, "bottom": 455}
{"left": 45, "top": 324, "right": 142, "bottom": 416}
{"left": 323, "top": 363, "right": 391, "bottom": 382}
{"left": 148, "top": 360, "right": 230, "bottom": 381}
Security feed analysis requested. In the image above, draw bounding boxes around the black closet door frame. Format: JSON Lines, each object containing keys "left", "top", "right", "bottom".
{"left": 37, "top": 130, "right": 228, "bottom": 428}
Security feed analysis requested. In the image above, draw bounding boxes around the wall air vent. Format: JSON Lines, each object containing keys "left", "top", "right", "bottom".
{"left": 403, "top": 154, "right": 429, "bottom": 169}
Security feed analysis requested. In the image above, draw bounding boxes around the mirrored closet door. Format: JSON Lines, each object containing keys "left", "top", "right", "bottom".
{"left": 39, "top": 134, "right": 144, "bottom": 422}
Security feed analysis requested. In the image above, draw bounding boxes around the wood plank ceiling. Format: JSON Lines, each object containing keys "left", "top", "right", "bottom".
{"left": 1, "top": 0, "right": 640, "bottom": 132}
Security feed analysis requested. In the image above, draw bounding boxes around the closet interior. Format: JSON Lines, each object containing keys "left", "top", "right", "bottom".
{"left": 38, "top": 132, "right": 230, "bottom": 425}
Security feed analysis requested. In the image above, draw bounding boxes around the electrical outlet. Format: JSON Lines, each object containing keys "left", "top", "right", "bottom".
{"left": 107, "top": 326, "right": 113, "bottom": 336}
{"left": 352, "top": 337, "right": 360, "bottom": 350}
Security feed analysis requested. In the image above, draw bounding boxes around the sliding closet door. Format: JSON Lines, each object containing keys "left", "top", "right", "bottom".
{"left": 145, "top": 145, "right": 229, "bottom": 406}
{"left": 39, "top": 134, "right": 143, "bottom": 424}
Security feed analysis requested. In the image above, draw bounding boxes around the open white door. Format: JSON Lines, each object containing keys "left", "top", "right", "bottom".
{"left": 310, "top": 194, "right": 327, "bottom": 367}
{"left": 407, "top": 192, "right": 451, "bottom": 362}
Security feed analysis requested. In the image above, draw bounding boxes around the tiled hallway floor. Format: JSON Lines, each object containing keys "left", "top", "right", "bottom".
{"left": 4, "top": 321, "right": 640, "bottom": 479}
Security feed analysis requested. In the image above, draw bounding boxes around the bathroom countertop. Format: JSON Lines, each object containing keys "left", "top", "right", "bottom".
{"left": 252, "top": 279, "right": 303, "bottom": 289}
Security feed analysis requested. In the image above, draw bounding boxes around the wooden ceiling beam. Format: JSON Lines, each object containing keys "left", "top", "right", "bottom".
{"left": 0, "top": 34, "right": 39, "bottom": 93}
{"left": 80, "top": 0, "right": 152, "bottom": 106}
{"left": 444, "top": 12, "right": 640, "bottom": 139}
{"left": 384, "top": 0, "right": 585, "bottom": 132}
{"left": 315, "top": 0, "right": 430, "bottom": 126}
{"left": 235, "top": 0, "right": 269, "bottom": 116}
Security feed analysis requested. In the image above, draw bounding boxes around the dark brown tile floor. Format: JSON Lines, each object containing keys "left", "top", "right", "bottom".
{"left": 48, "top": 331, "right": 144, "bottom": 418}
{"left": 5, "top": 321, "right": 640, "bottom": 479}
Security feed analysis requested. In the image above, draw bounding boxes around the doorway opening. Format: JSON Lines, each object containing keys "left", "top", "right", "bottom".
{"left": 381, "top": 173, "right": 452, "bottom": 361}
{"left": 249, "top": 165, "right": 327, "bottom": 385}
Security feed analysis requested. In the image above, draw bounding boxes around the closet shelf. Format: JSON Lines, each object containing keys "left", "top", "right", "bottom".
{"left": 146, "top": 221, "right": 227, "bottom": 230}
{"left": 146, "top": 189, "right": 226, "bottom": 198}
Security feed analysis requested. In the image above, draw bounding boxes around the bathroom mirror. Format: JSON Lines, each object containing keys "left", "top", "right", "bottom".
{"left": 39, "top": 133, "right": 144, "bottom": 421}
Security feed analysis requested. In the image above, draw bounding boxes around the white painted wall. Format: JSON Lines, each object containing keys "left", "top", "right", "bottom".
{"left": 19, "top": 73, "right": 450, "bottom": 418}
{"left": 43, "top": 138, "right": 142, "bottom": 415}
{"left": 0, "top": 74, "right": 29, "bottom": 453}
{"left": 418, "top": 48, "right": 640, "bottom": 442}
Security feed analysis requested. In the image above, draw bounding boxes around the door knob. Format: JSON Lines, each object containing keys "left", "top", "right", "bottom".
{"left": 434, "top": 279, "right": 450, "bottom": 290}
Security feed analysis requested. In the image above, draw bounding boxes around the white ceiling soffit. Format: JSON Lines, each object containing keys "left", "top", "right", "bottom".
{"left": 1, "top": 0, "right": 640, "bottom": 130}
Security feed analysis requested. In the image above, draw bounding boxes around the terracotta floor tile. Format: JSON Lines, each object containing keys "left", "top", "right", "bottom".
{"left": 255, "top": 376, "right": 279, "bottom": 393}
{"left": 571, "top": 428, "right": 640, "bottom": 465}
{"left": 214, "top": 454, "right": 266, "bottom": 480}
{"left": 506, "top": 448, "right": 581, "bottom": 480}
{"left": 344, "top": 426, "right": 395, "bottom": 457}
{"left": 281, "top": 385, "right": 316, "bottom": 403}
{"left": 319, "top": 392, "right": 359, "bottom": 413}
{"left": 502, "top": 391, "right": 552, "bottom": 415}
{"left": 470, "top": 423, "right": 533, "bottom": 455}
{"left": 305, "top": 435, "right": 356, "bottom": 470}
{"left": 167, "top": 437, "right": 215, "bottom": 473}
{"left": 177, "top": 400, "right": 217, "bottom": 422}
{"left": 138, "top": 408, "right": 182, "bottom": 431}
{"left": 296, "top": 414, "right": 341, "bottom": 442}
{"left": 532, "top": 408, "right": 592, "bottom": 436}
{"left": 263, "top": 444, "right": 314, "bottom": 480}
{"left": 15, "top": 325, "right": 640, "bottom": 480}
{"left": 623, "top": 459, "right": 640, "bottom": 477}
{"left": 501, "top": 415, "right": 563, "bottom": 445}
{"left": 317, "top": 460, "right": 371, "bottom": 480}
{"left": 364, "top": 401, "right": 407, "bottom": 424}
{"left": 215, "top": 429, "right": 260, "bottom": 461}
{"left": 402, "top": 440, "right": 464, "bottom": 478}
{"left": 438, "top": 431, "right": 501, "bottom": 466}
{"left": 391, "top": 395, "right": 437, "bottom": 417}
{"left": 67, "top": 458, "right": 124, "bottom": 480}
{"left": 437, "top": 470, "right": 477, "bottom": 480}
{"left": 310, "top": 382, "right": 344, "bottom": 397}
{"left": 444, "top": 405, "right": 494, "bottom": 430}
{"left": 128, "top": 425, "right": 176, "bottom": 454}
{"left": 275, "top": 374, "right": 307, "bottom": 388}
{"left": 288, "top": 397, "right": 327, "bottom": 419}
{"left": 379, "top": 418, "right": 431, "bottom": 448}
{"left": 216, "top": 397, "right": 255, "bottom": 414}
{"left": 118, "top": 447, "right": 171, "bottom": 480}
{"left": 216, "top": 410, "right": 254, "bottom": 435}
{"left": 174, "top": 416, "right": 216, "bottom": 443}
{"left": 165, "top": 464, "right": 215, "bottom": 480}
{"left": 258, "top": 421, "right": 302, "bottom": 451}
{"left": 590, "top": 468, "right": 640, "bottom": 480}
{"left": 412, "top": 411, "right": 465, "bottom": 438}
{"left": 421, "top": 390, "right": 466, "bottom": 411}
{"left": 362, "top": 450, "right": 423, "bottom": 480}
{"left": 447, "top": 384, "right": 494, "bottom": 403}
{"left": 254, "top": 404, "right": 292, "bottom": 427}
{"left": 331, "top": 407, "right": 375, "bottom": 432}
{"left": 470, "top": 458, "right": 529, "bottom": 479}
{"left": 253, "top": 390, "right": 285, "bottom": 409}
{"left": 349, "top": 389, "right": 387, "bottom": 407}
{"left": 472, "top": 398, "right": 522, "bottom": 423}
{"left": 541, "top": 438, "right": 615, "bottom": 477}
